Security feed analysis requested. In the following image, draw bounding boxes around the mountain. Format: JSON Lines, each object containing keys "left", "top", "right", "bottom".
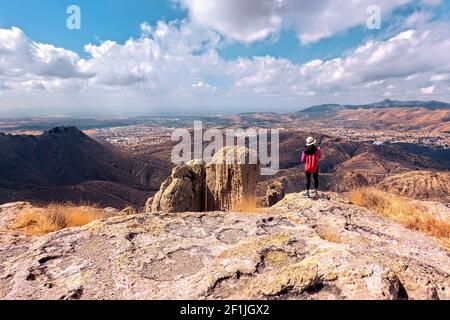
{"left": 0, "top": 127, "right": 170, "bottom": 208}
{"left": 293, "top": 99, "right": 450, "bottom": 135}
{"left": 300, "top": 99, "right": 450, "bottom": 114}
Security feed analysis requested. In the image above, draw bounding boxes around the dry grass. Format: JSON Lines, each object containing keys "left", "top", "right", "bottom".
{"left": 315, "top": 227, "right": 344, "bottom": 244}
{"left": 348, "top": 188, "right": 450, "bottom": 245}
{"left": 233, "top": 197, "right": 259, "bottom": 212}
{"left": 13, "top": 203, "right": 111, "bottom": 236}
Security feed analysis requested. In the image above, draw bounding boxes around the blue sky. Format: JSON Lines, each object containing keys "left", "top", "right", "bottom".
{"left": 0, "top": 0, "right": 372, "bottom": 63}
{"left": 0, "top": 0, "right": 449, "bottom": 115}
{"left": 0, "top": 0, "right": 184, "bottom": 55}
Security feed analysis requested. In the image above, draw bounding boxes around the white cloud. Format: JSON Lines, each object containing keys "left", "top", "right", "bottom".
{"left": 405, "top": 11, "right": 433, "bottom": 27}
{"left": 431, "top": 74, "right": 450, "bottom": 82}
{"left": 0, "top": 27, "right": 90, "bottom": 80}
{"left": 180, "top": 0, "right": 282, "bottom": 43}
{"left": 421, "top": 85, "right": 435, "bottom": 94}
{"left": 180, "top": 0, "right": 412, "bottom": 44}
{"left": 1, "top": 14, "right": 450, "bottom": 114}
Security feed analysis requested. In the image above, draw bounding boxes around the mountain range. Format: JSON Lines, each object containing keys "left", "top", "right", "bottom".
{"left": 0, "top": 127, "right": 169, "bottom": 208}
{"left": 300, "top": 99, "right": 450, "bottom": 114}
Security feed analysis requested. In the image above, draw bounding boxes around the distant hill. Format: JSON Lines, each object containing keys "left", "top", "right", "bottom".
{"left": 377, "top": 171, "right": 450, "bottom": 203}
{"left": 0, "top": 127, "right": 170, "bottom": 208}
{"left": 300, "top": 99, "right": 450, "bottom": 114}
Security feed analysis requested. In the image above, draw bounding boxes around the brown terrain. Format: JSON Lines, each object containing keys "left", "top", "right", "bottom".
{"left": 378, "top": 171, "right": 450, "bottom": 203}
{"left": 0, "top": 127, "right": 169, "bottom": 208}
{"left": 0, "top": 117, "right": 449, "bottom": 209}
{"left": 1, "top": 101, "right": 450, "bottom": 300}
{"left": 337, "top": 108, "right": 450, "bottom": 133}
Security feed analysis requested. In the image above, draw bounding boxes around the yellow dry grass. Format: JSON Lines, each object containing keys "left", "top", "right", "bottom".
{"left": 232, "top": 197, "right": 259, "bottom": 213}
{"left": 315, "top": 227, "right": 344, "bottom": 244}
{"left": 348, "top": 188, "right": 450, "bottom": 247}
{"left": 13, "top": 203, "right": 111, "bottom": 236}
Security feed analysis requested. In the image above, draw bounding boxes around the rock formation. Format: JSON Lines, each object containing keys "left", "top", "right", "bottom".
{"left": 149, "top": 162, "right": 205, "bottom": 213}
{"left": 1, "top": 193, "right": 450, "bottom": 300}
{"left": 266, "top": 179, "right": 286, "bottom": 207}
{"left": 205, "top": 146, "right": 259, "bottom": 211}
{"left": 149, "top": 147, "right": 259, "bottom": 213}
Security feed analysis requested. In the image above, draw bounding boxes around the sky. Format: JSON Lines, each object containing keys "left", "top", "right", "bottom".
{"left": 0, "top": 0, "right": 449, "bottom": 116}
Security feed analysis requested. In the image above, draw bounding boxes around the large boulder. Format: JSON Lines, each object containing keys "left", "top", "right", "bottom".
{"left": 205, "top": 146, "right": 259, "bottom": 211}
{"left": 150, "top": 162, "right": 206, "bottom": 213}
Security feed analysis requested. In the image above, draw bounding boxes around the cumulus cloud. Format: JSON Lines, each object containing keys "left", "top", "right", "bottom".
{"left": 226, "top": 20, "right": 450, "bottom": 102}
{"left": 180, "top": 0, "right": 282, "bottom": 43}
{"left": 180, "top": 0, "right": 412, "bottom": 44}
{"left": 0, "top": 27, "right": 91, "bottom": 80}
{"left": 0, "top": 12, "right": 450, "bottom": 113}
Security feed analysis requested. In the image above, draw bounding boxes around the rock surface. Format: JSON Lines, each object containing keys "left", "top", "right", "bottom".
{"left": 1, "top": 194, "right": 450, "bottom": 300}
{"left": 266, "top": 179, "right": 286, "bottom": 207}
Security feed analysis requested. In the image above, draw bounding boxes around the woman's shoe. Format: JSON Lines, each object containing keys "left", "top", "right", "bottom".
{"left": 303, "top": 191, "right": 310, "bottom": 198}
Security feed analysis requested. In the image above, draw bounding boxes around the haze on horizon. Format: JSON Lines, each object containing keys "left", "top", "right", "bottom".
{"left": 0, "top": 0, "right": 449, "bottom": 116}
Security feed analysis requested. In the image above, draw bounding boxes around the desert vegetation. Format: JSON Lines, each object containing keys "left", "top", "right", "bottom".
{"left": 13, "top": 203, "right": 114, "bottom": 236}
{"left": 349, "top": 188, "right": 450, "bottom": 248}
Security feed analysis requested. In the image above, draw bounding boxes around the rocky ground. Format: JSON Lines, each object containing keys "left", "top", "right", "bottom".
{"left": 1, "top": 193, "right": 450, "bottom": 300}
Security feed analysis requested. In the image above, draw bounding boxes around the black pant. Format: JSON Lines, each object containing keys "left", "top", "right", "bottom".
{"left": 305, "top": 168, "right": 319, "bottom": 191}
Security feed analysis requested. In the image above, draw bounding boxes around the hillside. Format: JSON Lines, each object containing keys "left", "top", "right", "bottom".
{"left": 291, "top": 100, "right": 450, "bottom": 136}
{"left": 378, "top": 171, "right": 450, "bottom": 203}
{"left": 301, "top": 99, "right": 450, "bottom": 113}
{"left": 257, "top": 130, "right": 449, "bottom": 198}
{"left": 1, "top": 193, "right": 449, "bottom": 300}
{"left": 0, "top": 127, "right": 170, "bottom": 208}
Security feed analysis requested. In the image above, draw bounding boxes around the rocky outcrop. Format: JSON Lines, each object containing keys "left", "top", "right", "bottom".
{"left": 1, "top": 194, "right": 450, "bottom": 300}
{"left": 266, "top": 179, "right": 286, "bottom": 207}
{"left": 149, "top": 162, "right": 205, "bottom": 213}
{"left": 149, "top": 147, "right": 259, "bottom": 213}
{"left": 205, "top": 146, "right": 259, "bottom": 211}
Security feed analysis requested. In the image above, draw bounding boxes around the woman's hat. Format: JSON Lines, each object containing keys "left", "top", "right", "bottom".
{"left": 306, "top": 137, "right": 317, "bottom": 147}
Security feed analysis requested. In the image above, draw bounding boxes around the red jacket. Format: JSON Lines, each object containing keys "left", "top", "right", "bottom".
{"left": 301, "top": 147, "right": 321, "bottom": 173}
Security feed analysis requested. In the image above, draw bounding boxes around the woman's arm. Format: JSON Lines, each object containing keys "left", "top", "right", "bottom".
{"left": 317, "top": 147, "right": 322, "bottom": 159}
{"left": 301, "top": 151, "right": 306, "bottom": 163}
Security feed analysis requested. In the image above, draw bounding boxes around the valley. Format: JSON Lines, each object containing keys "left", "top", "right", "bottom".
{"left": 1, "top": 100, "right": 450, "bottom": 301}
{"left": 0, "top": 100, "right": 449, "bottom": 209}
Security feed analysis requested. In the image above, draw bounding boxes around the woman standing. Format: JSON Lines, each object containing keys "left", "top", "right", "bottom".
{"left": 301, "top": 137, "right": 321, "bottom": 198}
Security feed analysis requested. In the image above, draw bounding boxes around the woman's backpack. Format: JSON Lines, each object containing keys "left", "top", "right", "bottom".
{"left": 304, "top": 153, "right": 318, "bottom": 173}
